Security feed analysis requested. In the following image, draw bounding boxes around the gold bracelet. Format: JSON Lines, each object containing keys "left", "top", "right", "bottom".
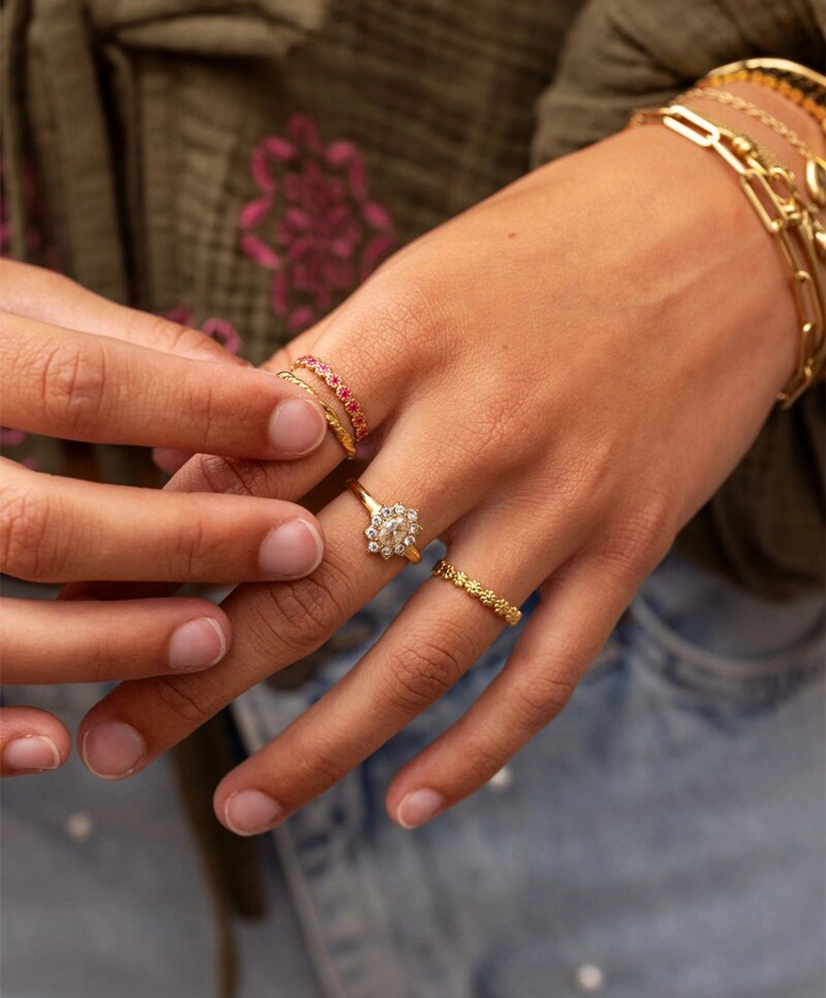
{"left": 630, "top": 103, "right": 825, "bottom": 405}
{"left": 700, "top": 58, "right": 826, "bottom": 132}
{"left": 275, "top": 371, "right": 357, "bottom": 458}
{"left": 681, "top": 86, "right": 826, "bottom": 208}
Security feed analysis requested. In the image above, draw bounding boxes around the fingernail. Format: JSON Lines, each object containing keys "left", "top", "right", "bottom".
{"left": 268, "top": 398, "right": 326, "bottom": 455}
{"left": 397, "top": 789, "right": 445, "bottom": 829}
{"left": 224, "top": 790, "right": 284, "bottom": 836}
{"left": 168, "top": 617, "right": 227, "bottom": 672}
{"left": 81, "top": 722, "right": 145, "bottom": 779}
{"left": 3, "top": 735, "right": 61, "bottom": 771}
{"left": 258, "top": 519, "right": 323, "bottom": 579}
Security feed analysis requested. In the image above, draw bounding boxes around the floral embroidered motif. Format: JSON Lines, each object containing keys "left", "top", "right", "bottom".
{"left": 163, "top": 306, "right": 243, "bottom": 355}
{"left": 239, "top": 114, "right": 397, "bottom": 333}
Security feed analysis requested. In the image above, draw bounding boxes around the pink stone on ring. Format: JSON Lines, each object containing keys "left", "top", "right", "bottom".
{"left": 291, "top": 356, "right": 370, "bottom": 441}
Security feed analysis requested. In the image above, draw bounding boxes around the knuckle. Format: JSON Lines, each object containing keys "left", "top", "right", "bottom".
{"left": 459, "top": 736, "right": 510, "bottom": 786}
{"left": 597, "top": 493, "right": 677, "bottom": 583}
{"left": 192, "top": 453, "right": 279, "bottom": 498}
{"left": 251, "top": 557, "right": 351, "bottom": 659}
{"left": 0, "top": 466, "right": 55, "bottom": 580}
{"left": 509, "top": 669, "right": 576, "bottom": 730}
{"left": 168, "top": 514, "right": 209, "bottom": 580}
{"left": 361, "top": 273, "right": 444, "bottom": 364}
{"left": 383, "top": 627, "right": 466, "bottom": 714}
{"left": 152, "top": 674, "right": 217, "bottom": 726}
{"left": 290, "top": 737, "right": 347, "bottom": 792}
{"left": 41, "top": 337, "right": 109, "bottom": 435}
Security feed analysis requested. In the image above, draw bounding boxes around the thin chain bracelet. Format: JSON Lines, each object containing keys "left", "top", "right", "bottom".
{"left": 681, "top": 87, "right": 812, "bottom": 160}
{"left": 631, "top": 103, "right": 825, "bottom": 405}
{"left": 681, "top": 87, "right": 826, "bottom": 210}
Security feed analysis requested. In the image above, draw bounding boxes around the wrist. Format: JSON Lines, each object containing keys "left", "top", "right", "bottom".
{"left": 629, "top": 84, "right": 824, "bottom": 401}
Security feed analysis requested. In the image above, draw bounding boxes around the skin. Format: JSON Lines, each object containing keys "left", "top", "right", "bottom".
{"left": 0, "top": 260, "right": 329, "bottom": 775}
{"left": 5, "top": 87, "right": 823, "bottom": 823}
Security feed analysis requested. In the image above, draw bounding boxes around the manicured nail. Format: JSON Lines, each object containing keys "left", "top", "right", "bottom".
{"left": 223, "top": 790, "right": 284, "bottom": 836}
{"left": 81, "top": 722, "right": 145, "bottom": 779}
{"left": 3, "top": 735, "right": 61, "bottom": 771}
{"left": 396, "top": 789, "right": 445, "bottom": 829}
{"left": 258, "top": 519, "right": 323, "bottom": 578}
{"left": 268, "top": 398, "right": 327, "bottom": 455}
{"left": 168, "top": 617, "right": 227, "bottom": 672}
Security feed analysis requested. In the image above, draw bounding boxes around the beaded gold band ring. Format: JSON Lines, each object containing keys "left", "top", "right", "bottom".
{"left": 292, "top": 356, "right": 370, "bottom": 441}
{"left": 348, "top": 479, "right": 422, "bottom": 563}
{"left": 431, "top": 559, "right": 522, "bottom": 626}
{"left": 276, "top": 371, "right": 357, "bottom": 459}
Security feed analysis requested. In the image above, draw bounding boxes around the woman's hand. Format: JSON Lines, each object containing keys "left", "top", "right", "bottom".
{"left": 0, "top": 261, "right": 328, "bottom": 776}
{"left": 73, "top": 119, "right": 803, "bottom": 826}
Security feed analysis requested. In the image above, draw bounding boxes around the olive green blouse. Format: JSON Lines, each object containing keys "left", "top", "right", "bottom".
{"left": 2, "top": 0, "right": 823, "bottom": 600}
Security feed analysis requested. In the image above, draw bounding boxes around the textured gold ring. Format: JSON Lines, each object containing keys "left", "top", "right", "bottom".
{"left": 276, "top": 371, "right": 356, "bottom": 459}
{"left": 348, "top": 479, "right": 422, "bottom": 563}
{"left": 431, "top": 560, "right": 522, "bottom": 626}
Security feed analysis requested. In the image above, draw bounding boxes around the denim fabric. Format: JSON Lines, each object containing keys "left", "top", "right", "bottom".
{"left": 2, "top": 550, "right": 824, "bottom": 998}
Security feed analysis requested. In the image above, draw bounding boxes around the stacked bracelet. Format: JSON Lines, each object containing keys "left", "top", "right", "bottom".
{"left": 630, "top": 103, "right": 825, "bottom": 406}
{"left": 699, "top": 58, "right": 826, "bottom": 132}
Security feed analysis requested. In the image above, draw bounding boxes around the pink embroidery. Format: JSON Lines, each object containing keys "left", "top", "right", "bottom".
{"left": 239, "top": 113, "right": 397, "bottom": 333}
{"left": 163, "top": 306, "right": 242, "bottom": 355}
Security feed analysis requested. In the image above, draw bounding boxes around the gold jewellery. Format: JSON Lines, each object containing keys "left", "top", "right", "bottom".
{"left": 680, "top": 86, "right": 826, "bottom": 208}
{"left": 699, "top": 58, "right": 826, "bottom": 132}
{"left": 348, "top": 479, "right": 422, "bottom": 563}
{"left": 276, "top": 371, "right": 357, "bottom": 459}
{"left": 630, "top": 103, "right": 825, "bottom": 406}
{"left": 431, "top": 560, "right": 522, "bottom": 627}
{"left": 291, "top": 356, "right": 369, "bottom": 441}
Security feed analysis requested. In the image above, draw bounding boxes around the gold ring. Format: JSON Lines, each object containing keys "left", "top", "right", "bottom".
{"left": 348, "top": 479, "right": 422, "bottom": 563}
{"left": 276, "top": 371, "right": 356, "bottom": 459}
{"left": 431, "top": 559, "right": 522, "bottom": 626}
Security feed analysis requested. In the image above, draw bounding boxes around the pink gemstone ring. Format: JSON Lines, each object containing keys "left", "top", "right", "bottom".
{"left": 292, "top": 356, "right": 369, "bottom": 442}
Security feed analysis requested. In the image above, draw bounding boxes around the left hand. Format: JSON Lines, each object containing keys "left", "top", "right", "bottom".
{"left": 73, "top": 121, "right": 800, "bottom": 833}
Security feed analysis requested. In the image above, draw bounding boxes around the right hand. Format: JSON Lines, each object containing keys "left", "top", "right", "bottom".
{"left": 0, "top": 261, "right": 327, "bottom": 776}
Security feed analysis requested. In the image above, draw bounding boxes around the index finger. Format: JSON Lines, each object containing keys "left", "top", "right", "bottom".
{"left": 0, "top": 311, "right": 327, "bottom": 460}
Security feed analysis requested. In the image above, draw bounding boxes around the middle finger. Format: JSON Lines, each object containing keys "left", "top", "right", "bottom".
{"left": 75, "top": 407, "right": 478, "bottom": 780}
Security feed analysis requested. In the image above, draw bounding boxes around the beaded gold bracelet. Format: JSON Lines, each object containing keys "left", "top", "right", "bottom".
{"left": 699, "top": 58, "right": 826, "bottom": 132}
{"left": 630, "top": 103, "right": 825, "bottom": 405}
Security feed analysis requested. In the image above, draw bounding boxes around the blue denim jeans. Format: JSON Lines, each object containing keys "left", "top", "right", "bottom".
{"left": 2, "top": 550, "right": 824, "bottom": 998}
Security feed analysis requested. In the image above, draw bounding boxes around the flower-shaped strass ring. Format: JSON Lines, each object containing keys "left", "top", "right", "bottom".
{"left": 348, "top": 480, "right": 422, "bottom": 564}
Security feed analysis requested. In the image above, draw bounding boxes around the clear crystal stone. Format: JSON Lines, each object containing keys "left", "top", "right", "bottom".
{"left": 404, "top": 536, "right": 415, "bottom": 547}
{"left": 367, "top": 541, "right": 380, "bottom": 553}
{"left": 365, "top": 526, "right": 378, "bottom": 539}
{"left": 410, "top": 523, "right": 421, "bottom": 534}
{"left": 380, "top": 506, "right": 392, "bottom": 517}
{"left": 376, "top": 515, "right": 409, "bottom": 551}
{"left": 406, "top": 509, "right": 418, "bottom": 521}
{"left": 381, "top": 546, "right": 392, "bottom": 558}
{"left": 371, "top": 514, "right": 382, "bottom": 527}
{"left": 394, "top": 544, "right": 405, "bottom": 555}
{"left": 394, "top": 503, "right": 405, "bottom": 514}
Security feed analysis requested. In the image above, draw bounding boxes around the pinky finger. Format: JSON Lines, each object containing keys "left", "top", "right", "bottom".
{"left": 0, "top": 707, "right": 71, "bottom": 776}
{"left": 385, "top": 554, "right": 636, "bottom": 828}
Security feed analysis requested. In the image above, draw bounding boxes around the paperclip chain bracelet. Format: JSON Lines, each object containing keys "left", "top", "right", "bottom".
{"left": 630, "top": 103, "right": 825, "bottom": 406}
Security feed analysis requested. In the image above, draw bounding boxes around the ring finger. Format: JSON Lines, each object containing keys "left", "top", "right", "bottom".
{"left": 210, "top": 506, "right": 581, "bottom": 835}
